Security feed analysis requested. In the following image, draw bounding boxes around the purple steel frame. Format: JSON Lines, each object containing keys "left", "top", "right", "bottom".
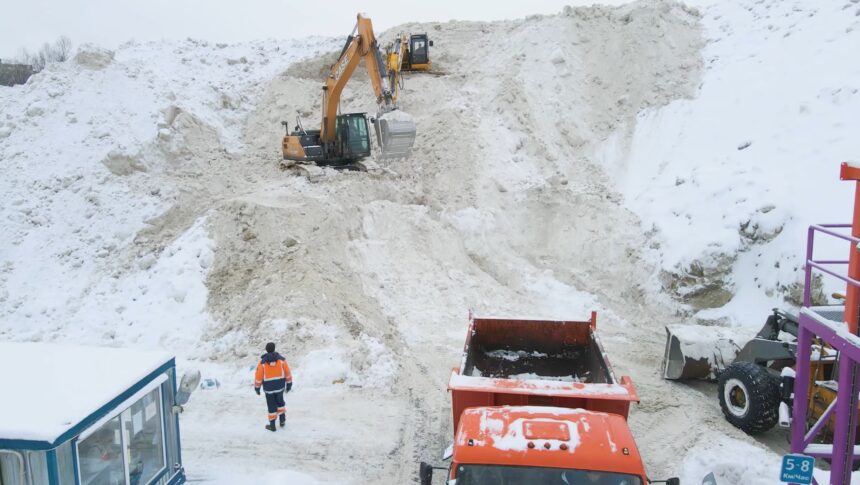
{"left": 791, "top": 223, "right": 860, "bottom": 485}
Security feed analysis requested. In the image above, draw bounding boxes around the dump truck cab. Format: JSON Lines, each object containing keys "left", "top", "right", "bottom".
{"left": 447, "top": 406, "right": 647, "bottom": 484}
{"left": 421, "top": 314, "right": 669, "bottom": 485}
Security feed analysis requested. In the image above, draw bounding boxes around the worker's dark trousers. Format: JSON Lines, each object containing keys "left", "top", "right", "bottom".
{"left": 265, "top": 391, "right": 286, "bottom": 423}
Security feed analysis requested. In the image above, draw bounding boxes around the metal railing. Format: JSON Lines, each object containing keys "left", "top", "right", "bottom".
{"left": 792, "top": 224, "right": 860, "bottom": 484}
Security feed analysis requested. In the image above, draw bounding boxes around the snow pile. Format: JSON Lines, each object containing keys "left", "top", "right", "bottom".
{"left": 449, "top": 371, "right": 633, "bottom": 395}
{"left": 295, "top": 333, "right": 396, "bottom": 389}
{"left": 484, "top": 349, "right": 549, "bottom": 361}
{"left": 679, "top": 432, "right": 860, "bottom": 484}
{"left": 203, "top": 470, "right": 324, "bottom": 485}
{"left": 3, "top": 1, "right": 854, "bottom": 482}
{"left": 462, "top": 407, "right": 585, "bottom": 453}
{"left": 599, "top": 0, "right": 860, "bottom": 320}
{"left": 510, "top": 373, "right": 582, "bottom": 382}
{"left": 491, "top": 417, "right": 581, "bottom": 452}
{"left": 0, "top": 37, "right": 338, "bottom": 348}
{"left": 65, "top": 217, "right": 215, "bottom": 351}
{"left": 680, "top": 433, "right": 779, "bottom": 484}
{"left": 1, "top": 4, "right": 707, "bottom": 481}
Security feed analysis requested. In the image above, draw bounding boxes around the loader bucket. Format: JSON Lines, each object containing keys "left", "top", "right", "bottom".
{"left": 375, "top": 110, "right": 416, "bottom": 160}
{"left": 662, "top": 324, "right": 742, "bottom": 380}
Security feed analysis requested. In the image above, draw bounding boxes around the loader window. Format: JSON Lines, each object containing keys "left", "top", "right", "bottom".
{"left": 455, "top": 464, "right": 643, "bottom": 485}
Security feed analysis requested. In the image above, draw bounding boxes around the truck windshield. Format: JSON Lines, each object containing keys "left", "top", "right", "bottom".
{"left": 454, "top": 464, "right": 643, "bottom": 485}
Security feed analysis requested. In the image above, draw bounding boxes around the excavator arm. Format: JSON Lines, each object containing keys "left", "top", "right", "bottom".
{"left": 320, "top": 14, "right": 394, "bottom": 143}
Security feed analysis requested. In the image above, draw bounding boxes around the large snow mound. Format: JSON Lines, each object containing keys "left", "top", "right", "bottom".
{"left": 0, "top": 37, "right": 339, "bottom": 349}
{"left": 599, "top": 0, "right": 860, "bottom": 320}
{"left": 3, "top": 0, "right": 856, "bottom": 482}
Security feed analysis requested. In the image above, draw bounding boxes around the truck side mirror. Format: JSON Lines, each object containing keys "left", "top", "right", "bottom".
{"left": 650, "top": 479, "right": 681, "bottom": 485}
{"left": 419, "top": 462, "right": 433, "bottom": 485}
{"left": 429, "top": 40, "right": 434, "bottom": 47}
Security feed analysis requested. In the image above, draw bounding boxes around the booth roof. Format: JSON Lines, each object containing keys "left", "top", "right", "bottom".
{"left": 0, "top": 341, "right": 172, "bottom": 446}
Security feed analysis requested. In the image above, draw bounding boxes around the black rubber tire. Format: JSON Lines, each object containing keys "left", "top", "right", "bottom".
{"left": 717, "top": 361, "right": 780, "bottom": 434}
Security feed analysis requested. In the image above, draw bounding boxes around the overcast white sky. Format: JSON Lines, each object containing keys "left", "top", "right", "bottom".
{"left": 0, "top": 0, "right": 629, "bottom": 60}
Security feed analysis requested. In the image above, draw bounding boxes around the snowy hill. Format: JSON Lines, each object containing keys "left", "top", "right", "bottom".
{"left": 600, "top": 0, "right": 860, "bottom": 323}
{"left": 0, "top": 37, "right": 339, "bottom": 352}
{"left": 1, "top": 0, "right": 859, "bottom": 483}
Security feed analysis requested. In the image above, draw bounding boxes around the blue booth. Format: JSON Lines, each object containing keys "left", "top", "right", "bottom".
{"left": 0, "top": 342, "right": 188, "bottom": 485}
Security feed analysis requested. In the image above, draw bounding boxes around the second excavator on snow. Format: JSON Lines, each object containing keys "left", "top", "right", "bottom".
{"left": 282, "top": 14, "right": 417, "bottom": 169}
{"left": 385, "top": 32, "right": 433, "bottom": 75}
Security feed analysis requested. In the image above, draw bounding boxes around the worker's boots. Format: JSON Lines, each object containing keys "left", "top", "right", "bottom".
{"left": 265, "top": 421, "right": 277, "bottom": 432}
{"left": 279, "top": 416, "right": 286, "bottom": 428}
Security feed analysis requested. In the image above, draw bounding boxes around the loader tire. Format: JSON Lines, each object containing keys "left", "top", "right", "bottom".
{"left": 718, "top": 361, "right": 780, "bottom": 434}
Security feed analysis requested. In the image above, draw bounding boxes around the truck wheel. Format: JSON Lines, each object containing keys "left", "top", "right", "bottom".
{"left": 718, "top": 361, "right": 779, "bottom": 434}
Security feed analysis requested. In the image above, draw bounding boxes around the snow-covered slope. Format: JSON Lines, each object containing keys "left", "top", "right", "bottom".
{"left": 1, "top": 1, "right": 858, "bottom": 483}
{"left": 599, "top": 0, "right": 860, "bottom": 322}
{"left": 0, "top": 37, "right": 338, "bottom": 351}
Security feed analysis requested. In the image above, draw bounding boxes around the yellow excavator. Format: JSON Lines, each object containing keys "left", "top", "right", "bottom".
{"left": 386, "top": 32, "right": 433, "bottom": 74}
{"left": 282, "top": 14, "right": 417, "bottom": 169}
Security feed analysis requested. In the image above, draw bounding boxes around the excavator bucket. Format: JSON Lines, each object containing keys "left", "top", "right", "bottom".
{"left": 662, "top": 324, "right": 742, "bottom": 380}
{"left": 375, "top": 110, "right": 416, "bottom": 160}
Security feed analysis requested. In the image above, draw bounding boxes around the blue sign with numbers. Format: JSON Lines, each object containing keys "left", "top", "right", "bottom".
{"left": 780, "top": 454, "right": 815, "bottom": 484}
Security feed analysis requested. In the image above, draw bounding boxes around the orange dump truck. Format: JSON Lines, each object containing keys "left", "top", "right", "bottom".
{"left": 420, "top": 313, "right": 678, "bottom": 485}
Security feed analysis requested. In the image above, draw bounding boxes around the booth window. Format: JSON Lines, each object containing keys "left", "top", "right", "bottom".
{"left": 126, "top": 388, "right": 165, "bottom": 485}
{"left": 0, "top": 451, "right": 26, "bottom": 485}
{"left": 77, "top": 416, "right": 124, "bottom": 484}
{"left": 0, "top": 450, "right": 54, "bottom": 485}
{"left": 77, "top": 386, "right": 166, "bottom": 485}
{"left": 56, "top": 441, "right": 76, "bottom": 485}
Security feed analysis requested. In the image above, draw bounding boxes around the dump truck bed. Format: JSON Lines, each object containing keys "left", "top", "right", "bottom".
{"left": 448, "top": 314, "right": 639, "bottom": 433}
{"left": 461, "top": 314, "right": 612, "bottom": 383}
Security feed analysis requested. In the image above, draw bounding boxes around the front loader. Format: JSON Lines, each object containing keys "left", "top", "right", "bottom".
{"left": 663, "top": 308, "right": 859, "bottom": 446}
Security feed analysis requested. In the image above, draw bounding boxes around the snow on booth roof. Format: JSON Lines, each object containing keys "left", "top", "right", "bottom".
{"left": 0, "top": 341, "right": 172, "bottom": 446}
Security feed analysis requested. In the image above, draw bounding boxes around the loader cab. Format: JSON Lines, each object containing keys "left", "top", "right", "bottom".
{"left": 409, "top": 34, "right": 432, "bottom": 68}
{"left": 335, "top": 112, "right": 371, "bottom": 160}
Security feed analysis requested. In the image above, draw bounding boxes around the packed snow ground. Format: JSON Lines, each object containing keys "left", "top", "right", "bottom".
{"left": 1, "top": 0, "right": 859, "bottom": 484}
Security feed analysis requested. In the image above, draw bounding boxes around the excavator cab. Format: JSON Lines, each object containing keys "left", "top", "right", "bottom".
{"left": 335, "top": 113, "right": 371, "bottom": 161}
{"left": 284, "top": 110, "right": 413, "bottom": 166}
{"left": 283, "top": 112, "right": 370, "bottom": 168}
{"left": 407, "top": 34, "right": 432, "bottom": 71}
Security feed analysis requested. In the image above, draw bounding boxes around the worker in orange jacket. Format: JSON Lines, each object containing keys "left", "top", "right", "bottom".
{"left": 254, "top": 342, "right": 293, "bottom": 432}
